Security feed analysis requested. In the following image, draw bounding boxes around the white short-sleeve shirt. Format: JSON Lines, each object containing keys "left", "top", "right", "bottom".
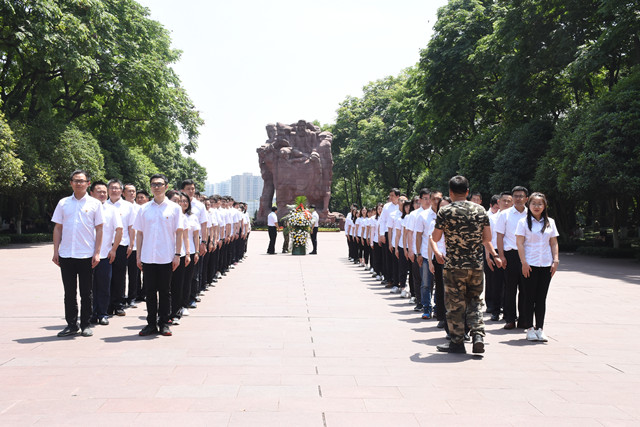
{"left": 267, "top": 211, "right": 278, "bottom": 227}
{"left": 99, "top": 202, "right": 123, "bottom": 259}
{"left": 496, "top": 206, "right": 528, "bottom": 251}
{"left": 515, "top": 217, "right": 559, "bottom": 267}
{"left": 186, "top": 213, "right": 200, "bottom": 254}
{"left": 426, "top": 216, "right": 446, "bottom": 257}
{"left": 51, "top": 193, "right": 104, "bottom": 258}
{"left": 415, "top": 208, "right": 436, "bottom": 255}
{"left": 107, "top": 198, "right": 134, "bottom": 246}
{"left": 133, "top": 198, "right": 183, "bottom": 264}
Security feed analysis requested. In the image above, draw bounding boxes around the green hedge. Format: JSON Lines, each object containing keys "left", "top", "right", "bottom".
{"left": 0, "top": 235, "right": 9, "bottom": 246}
{"left": 576, "top": 246, "right": 640, "bottom": 259}
{"left": 7, "top": 233, "right": 53, "bottom": 244}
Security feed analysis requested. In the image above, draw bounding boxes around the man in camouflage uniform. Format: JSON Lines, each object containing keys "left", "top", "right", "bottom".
{"left": 431, "top": 176, "right": 502, "bottom": 354}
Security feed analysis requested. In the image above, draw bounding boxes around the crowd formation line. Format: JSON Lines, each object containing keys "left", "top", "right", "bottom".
{"left": 51, "top": 171, "right": 251, "bottom": 338}
{"left": 344, "top": 177, "right": 559, "bottom": 354}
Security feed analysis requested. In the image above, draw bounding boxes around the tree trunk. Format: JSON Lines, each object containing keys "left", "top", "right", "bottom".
{"left": 610, "top": 198, "right": 620, "bottom": 249}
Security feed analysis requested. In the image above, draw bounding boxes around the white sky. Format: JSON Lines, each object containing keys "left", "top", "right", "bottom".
{"left": 136, "top": 0, "right": 448, "bottom": 183}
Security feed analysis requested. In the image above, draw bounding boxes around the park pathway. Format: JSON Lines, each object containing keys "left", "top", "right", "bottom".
{"left": 1, "top": 232, "right": 639, "bottom": 426}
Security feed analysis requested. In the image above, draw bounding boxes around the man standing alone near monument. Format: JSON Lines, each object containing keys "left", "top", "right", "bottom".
{"left": 310, "top": 204, "right": 319, "bottom": 254}
{"left": 52, "top": 170, "right": 104, "bottom": 337}
{"left": 431, "top": 176, "right": 501, "bottom": 354}
{"left": 267, "top": 206, "right": 278, "bottom": 254}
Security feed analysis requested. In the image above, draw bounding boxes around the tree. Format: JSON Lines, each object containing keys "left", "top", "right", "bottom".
{"left": 0, "top": 112, "right": 23, "bottom": 191}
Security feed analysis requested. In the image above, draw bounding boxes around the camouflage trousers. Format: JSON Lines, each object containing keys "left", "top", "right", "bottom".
{"left": 443, "top": 268, "right": 485, "bottom": 344}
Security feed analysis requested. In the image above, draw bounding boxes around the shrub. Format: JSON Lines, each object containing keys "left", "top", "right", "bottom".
{"left": 0, "top": 235, "right": 9, "bottom": 246}
{"left": 576, "top": 246, "right": 639, "bottom": 259}
{"left": 8, "top": 233, "right": 53, "bottom": 244}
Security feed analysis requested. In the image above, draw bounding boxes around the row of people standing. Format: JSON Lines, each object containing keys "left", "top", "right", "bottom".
{"left": 344, "top": 177, "right": 560, "bottom": 353}
{"left": 52, "top": 171, "right": 251, "bottom": 338}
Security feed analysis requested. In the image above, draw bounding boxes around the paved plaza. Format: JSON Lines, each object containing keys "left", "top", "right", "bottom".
{"left": 1, "top": 231, "right": 639, "bottom": 426}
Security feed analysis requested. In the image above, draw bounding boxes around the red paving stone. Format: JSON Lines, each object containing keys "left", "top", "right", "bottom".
{"left": 1, "top": 232, "right": 639, "bottom": 426}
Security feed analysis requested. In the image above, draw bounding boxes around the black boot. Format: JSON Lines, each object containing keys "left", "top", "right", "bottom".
{"left": 472, "top": 335, "right": 485, "bottom": 354}
{"left": 436, "top": 341, "right": 466, "bottom": 353}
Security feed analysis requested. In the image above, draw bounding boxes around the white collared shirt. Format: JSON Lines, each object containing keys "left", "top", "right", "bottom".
{"left": 191, "top": 198, "right": 209, "bottom": 228}
{"left": 405, "top": 207, "right": 423, "bottom": 253}
{"left": 344, "top": 212, "right": 352, "bottom": 235}
{"left": 370, "top": 217, "right": 379, "bottom": 243}
{"left": 496, "top": 206, "right": 528, "bottom": 251}
{"left": 516, "top": 217, "right": 559, "bottom": 267}
{"left": 378, "top": 201, "right": 395, "bottom": 234}
{"left": 107, "top": 197, "right": 134, "bottom": 246}
{"left": 267, "top": 211, "right": 278, "bottom": 227}
{"left": 186, "top": 212, "right": 200, "bottom": 254}
{"left": 426, "top": 216, "right": 446, "bottom": 257}
{"left": 415, "top": 208, "right": 436, "bottom": 255}
{"left": 489, "top": 211, "right": 500, "bottom": 249}
{"left": 52, "top": 193, "right": 104, "bottom": 258}
{"left": 133, "top": 198, "right": 183, "bottom": 264}
{"left": 311, "top": 211, "right": 319, "bottom": 227}
{"left": 99, "top": 202, "right": 123, "bottom": 259}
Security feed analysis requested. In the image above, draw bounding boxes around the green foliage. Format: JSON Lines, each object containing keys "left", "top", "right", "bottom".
{"left": 0, "top": 112, "right": 24, "bottom": 190}
{"left": 0, "top": 235, "right": 9, "bottom": 246}
{"left": 0, "top": 0, "right": 206, "bottom": 230}
{"left": 7, "top": 233, "right": 53, "bottom": 243}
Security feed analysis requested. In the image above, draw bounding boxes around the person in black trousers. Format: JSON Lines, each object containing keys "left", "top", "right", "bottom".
{"left": 267, "top": 206, "right": 278, "bottom": 254}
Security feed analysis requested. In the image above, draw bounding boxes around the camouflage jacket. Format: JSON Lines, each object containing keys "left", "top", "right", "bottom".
{"left": 435, "top": 200, "right": 489, "bottom": 269}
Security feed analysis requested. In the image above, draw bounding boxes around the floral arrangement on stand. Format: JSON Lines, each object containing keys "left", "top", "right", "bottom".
{"left": 289, "top": 196, "right": 312, "bottom": 255}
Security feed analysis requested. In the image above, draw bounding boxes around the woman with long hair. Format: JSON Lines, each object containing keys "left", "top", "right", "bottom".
{"left": 428, "top": 196, "right": 449, "bottom": 320}
{"left": 391, "top": 198, "right": 412, "bottom": 295}
{"left": 516, "top": 192, "right": 559, "bottom": 342}
{"left": 179, "top": 191, "right": 200, "bottom": 320}
{"left": 165, "top": 190, "right": 191, "bottom": 325}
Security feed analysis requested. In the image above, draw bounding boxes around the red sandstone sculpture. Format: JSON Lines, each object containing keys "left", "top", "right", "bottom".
{"left": 257, "top": 120, "right": 333, "bottom": 223}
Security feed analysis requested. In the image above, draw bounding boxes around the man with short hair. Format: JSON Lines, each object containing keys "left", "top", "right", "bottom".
{"left": 106, "top": 179, "right": 135, "bottom": 316}
{"left": 431, "top": 176, "right": 501, "bottom": 354}
{"left": 136, "top": 190, "right": 150, "bottom": 205}
{"left": 134, "top": 174, "right": 183, "bottom": 337}
{"left": 471, "top": 192, "right": 482, "bottom": 205}
{"left": 52, "top": 170, "right": 104, "bottom": 337}
{"left": 90, "top": 181, "right": 123, "bottom": 326}
{"left": 496, "top": 186, "right": 529, "bottom": 329}
{"left": 309, "top": 204, "right": 319, "bottom": 254}
{"left": 267, "top": 206, "right": 278, "bottom": 254}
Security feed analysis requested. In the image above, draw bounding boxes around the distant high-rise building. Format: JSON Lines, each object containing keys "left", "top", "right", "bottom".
{"left": 205, "top": 173, "right": 263, "bottom": 218}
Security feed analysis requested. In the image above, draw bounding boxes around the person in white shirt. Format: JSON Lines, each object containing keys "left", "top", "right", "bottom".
{"left": 309, "top": 204, "right": 320, "bottom": 254}
{"left": 51, "top": 170, "right": 104, "bottom": 337}
{"left": 485, "top": 194, "right": 502, "bottom": 320}
{"left": 496, "top": 186, "right": 529, "bottom": 330}
{"left": 123, "top": 183, "right": 141, "bottom": 306}
{"left": 90, "top": 181, "right": 123, "bottom": 327}
{"left": 428, "top": 196, "right": 450, "bottom": 323}
{"left": 516, "top": 193, "right": 559, "bottom": 342}
{"left": 371, "top": 203, "right": 384, "bottom": 279}
{"left": 134, "top": 174, "right": 184, "bottom": 337}
{"left": 181, "top": 180, "right": 209, "bottom": 303}
{"left": 106, "top": 179, "right": 135, "bottom": 317}
{"left": 404, "top": 196, "right": 423, "bottom": 302}
{"left": 379, "top": 189, "right": 400, "bottom": 284}
{"left": 181, "top": 194, "right": 201, "bottom": 318}
{"left": 166, "top": 190, "right": 192, "bottom": 325}
{"left": 415, "top": 190, "right": 439, "bottom": 320}
{"left": 344, "top": 203, "right": 356, "bottom": 260}
{"left": 267, "top": 206, "right": 278, "bottom": 254}
{"left": 389, "top": 197, "right": 409, "bottom": 293}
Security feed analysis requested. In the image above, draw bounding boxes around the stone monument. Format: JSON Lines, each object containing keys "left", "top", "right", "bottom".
{"left": 257, "top": 120, "right": 333, "bottom": 223}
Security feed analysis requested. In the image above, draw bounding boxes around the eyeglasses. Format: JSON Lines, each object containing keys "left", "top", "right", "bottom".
{"left": 513, "top": 194, "right": 527, "bottom": 199}
{"left": 71, "top": 179, "right": 87, "bottom": 184}
{"left": 150, "top": 182, "right": 165, "bottom": 188}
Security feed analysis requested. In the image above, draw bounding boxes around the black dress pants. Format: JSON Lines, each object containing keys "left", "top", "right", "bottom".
{"left": 143, "top": 262, "right": 172, "bottom": 328}
{"left": 267, "top": 226, "right": 277, "bottom": 254}
{"left": 59, "top": 257, "right": 93, "bottom": 329}
{"left": 109, "top": 245, "right": 128, "bottom": 312}
{"left": 311, "top": 227, "right": 318, "bottom": 253}
{"left": 503, "top": 250, "right": 523, "bottom": 324}
{"left": 170, "top": 256, "right": 186, "bottom": 318}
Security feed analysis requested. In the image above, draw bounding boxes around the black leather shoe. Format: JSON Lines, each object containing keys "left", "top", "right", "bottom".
{"left": 57, "top": 325, "right": 79, "bottom": 337}
{"left": 436, "top": 342, "right": 466, "bottom": 353}
{"left": 464, "top": 333, "right": 471, "bottom": 342}
{"left": 472, "top": 335, "right": 485, "bottom": 353}
{"left": 490, "top": 313, "right": 500, "bottom": 321}
{"left": 437, "top": 320, "right": 446, "bottom": 329}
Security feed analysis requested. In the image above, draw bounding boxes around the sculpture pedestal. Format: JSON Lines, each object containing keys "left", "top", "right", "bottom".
{"left": 292, "top": 245, "right": 306, "bottom": 256}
